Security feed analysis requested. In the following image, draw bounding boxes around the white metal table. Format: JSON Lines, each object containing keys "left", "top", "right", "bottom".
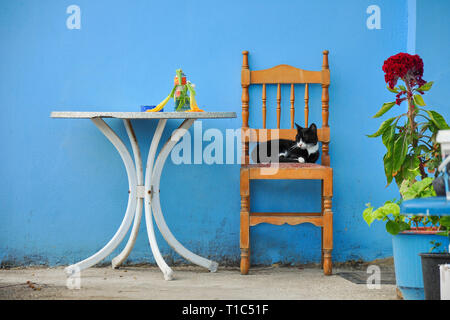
{"left": 51, "top": 111, "right": 236, "bottom": 280}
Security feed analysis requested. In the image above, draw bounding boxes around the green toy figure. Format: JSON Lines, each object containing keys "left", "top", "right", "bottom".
{"left": 147, "top": 69, "right": 204, "bottom": 112}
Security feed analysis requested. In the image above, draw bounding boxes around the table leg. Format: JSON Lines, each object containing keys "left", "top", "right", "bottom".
{"left": 64, "top": 118, "right": 138, "bottom": 276}
{"left": 112, "top": 119, "right": 174, "bottom": 280}
{"left": 112, "top": 119, "right": 144, "bottom": 269}
{"left": 150, "top": 119, "right": 219, "bottom": 273}
{"left": 143, "top": 119, "right": 174, "bottom": 280}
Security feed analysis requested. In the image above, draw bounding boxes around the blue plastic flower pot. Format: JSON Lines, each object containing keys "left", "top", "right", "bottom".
{"left": 392, "top": 230, "right": 450, "bottom": 300}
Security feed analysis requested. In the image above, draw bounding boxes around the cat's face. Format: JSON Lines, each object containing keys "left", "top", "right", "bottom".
{"left": 295, "top": 123, "right": 318, "bottom": 149}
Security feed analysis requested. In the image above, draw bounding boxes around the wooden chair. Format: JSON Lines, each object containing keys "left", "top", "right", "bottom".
{"left": 240, "top": 50, "right": 333, "bottom": 275}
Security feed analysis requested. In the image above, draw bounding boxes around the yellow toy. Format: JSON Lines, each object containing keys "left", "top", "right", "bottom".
{"left": 146, "top": 69, "right": 204, "bottom": 112}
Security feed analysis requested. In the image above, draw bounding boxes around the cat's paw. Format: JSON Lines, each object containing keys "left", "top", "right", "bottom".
{"left": 297, "top": 157, "right": 305, "bottom": 163}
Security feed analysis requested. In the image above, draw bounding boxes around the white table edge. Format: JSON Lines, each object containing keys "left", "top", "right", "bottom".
{"left": 50, "top": 111, "right": 237, "bottom": 119}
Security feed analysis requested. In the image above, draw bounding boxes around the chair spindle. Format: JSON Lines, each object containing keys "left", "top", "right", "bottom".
{"left": 321, "top": 50, "right": 330, "bottom": 166}
{"left": 290, "top": 84, "right": 295, "bottom": 129}
{"left": 241, "top": 51, "right": 250, "bottom": 164}
{"left": 304, "top": 83, "right": 309, "bottom": 128}
{"left": 262, "top": 83, "right": 267, "bottom": 129}
{"left": 277, "top": 83, "right": 281, "bottom": 129}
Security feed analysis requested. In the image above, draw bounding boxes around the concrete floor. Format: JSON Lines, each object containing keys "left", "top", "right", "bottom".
{"left": 0, "top": 265, "right": 397, "bottom": 300}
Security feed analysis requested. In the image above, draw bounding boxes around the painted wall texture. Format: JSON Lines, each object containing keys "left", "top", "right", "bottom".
{"left": 0, "top": 0, "right": 447, "bottom": 267}
{"left": 416, "top": 0, "right": 450, "bottom": 121}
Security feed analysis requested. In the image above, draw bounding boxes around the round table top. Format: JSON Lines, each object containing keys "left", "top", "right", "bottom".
{"left": 50, "top": 111, "right": 236, "bottom": 120}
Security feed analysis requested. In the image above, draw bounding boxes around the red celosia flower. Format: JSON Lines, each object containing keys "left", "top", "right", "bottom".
{"left": 395, "top": 91, "right": 407, "bottom": 105}
{"left": 382, "top": 53, "right": 426, "bottom": 89}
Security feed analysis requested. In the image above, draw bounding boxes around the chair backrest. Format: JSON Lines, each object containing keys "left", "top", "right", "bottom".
{"left": 241, "top": 50, "right": 331, "bottom": 166}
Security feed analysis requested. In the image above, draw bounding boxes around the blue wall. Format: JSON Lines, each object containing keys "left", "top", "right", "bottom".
{"left": 416, "top": 0, "right": 450, "bottom": 120}
{"left": 1, "top": 0, "right": 444, "bottom": 267}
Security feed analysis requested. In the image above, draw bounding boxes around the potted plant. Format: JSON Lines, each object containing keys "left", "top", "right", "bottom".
{"left": 417, "top": 131, "right": 450, "bottom": 300}
{"left": 419, "top": 226, "right": 450, "bottom": 300}
{"left": 364, "top": 179, "right": 449, "bottom": 299}
{"left": 364, "top": 178, "right": 450, "bottom": 299}
{"left": 363, "top": 52, "right": 450, "bottom": 299}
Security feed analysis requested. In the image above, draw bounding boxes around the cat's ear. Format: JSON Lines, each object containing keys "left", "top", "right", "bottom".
{"left": 309, "top": 123, "right": 317, "bottom": 133}
{"left": 295, "top": 123, "right": 303, "bottom": 131}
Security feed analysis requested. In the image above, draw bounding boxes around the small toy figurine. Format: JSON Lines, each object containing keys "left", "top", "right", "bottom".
{"left": 146, "top": 69, "right": 204, "bottom": 112}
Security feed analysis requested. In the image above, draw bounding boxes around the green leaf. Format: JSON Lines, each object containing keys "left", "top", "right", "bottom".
{"left": 394, "top": 173, "right": 406, "bottom": 189}
{"left": 399, "top": 85, "right": 406, "bottom": 91}
{"left": 417, "top": 81, "right": 434, "bottom": 92}
{"left": 437, "top": 231, "right": 449, "bottom": 237}
{"left": 387, "top": 86, "right": 399, "bottom": 93}
{"left": 402, "top": 178, "right": 435, "bottom": 200}
{"left": 400, "top": 155, "right": 421, "bottom": 181}
{"left": 363, "top": 201, "right": 403, "bottom": 231}
{"left": 414, "top": 177, "right": 434, "bottom": 193}
{"left": 372, "top": 208, "right": 386, "bottom": 221}
{"left": 413, "top": 94, "right": 426, "bottom": 106}
{"left": 386, "top": 220, "right": 401, "bottom": 235}
{"left": 392, "top": 134, "right": 409, "bottom": 173}
{"left": 367, "top": 117, "right": 396, "bottom": 138}
{"left": 424, "top": 110, "right": 450, "bottom": 130}
{"left": 363, "top": 203, "right": 391, "bottom": 226}
{"left": 402, "top": 187, "right": 417, "bottom": 201}
{"left": 399, "top": 221, "right": 411, "bottom": 232}
{"left": 440, "top": 216, "right": 450, "bottom": 228}
{"left": 363, "top": 205, "right": 375, "bottom": 226}
{"left": 382, "top": 126, "right": 394, "bottom": 149}
{"left": 371, "top": 202, "right": 401, "bottom": 221}
{"left": 373, "top": 102, "right": 396, "bottom": 118}
{"left": 400, "top": 180, "right": 412, "bottom": 197}
{"left": 383, "top": 152, "right": 394, "bottom": 185}
{"left": 383, "top": 202, "right": 400, "bottom": 216}
{"left": 382, "top": 120, "right": 399, "bottom": 158}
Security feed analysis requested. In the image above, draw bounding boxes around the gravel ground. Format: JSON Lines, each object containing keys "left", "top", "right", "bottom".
{"left": 0, "top": 264, "right": 398, "bottom": 300}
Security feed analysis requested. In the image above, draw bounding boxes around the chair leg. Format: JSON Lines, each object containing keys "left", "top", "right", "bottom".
{"left": 321, "top": 183, "right": 324, "bottom": 269}
{"left": 323, "top": 196, "right": 333, "bottom": 275}
{"left": 321, "top": 227, "right": 324, "bottom": 269}
{"left": 240, "top": 169, "right": 250, "bottom": 275}
{"left": 240, "top": 210, "right": 250, "bottom": 275}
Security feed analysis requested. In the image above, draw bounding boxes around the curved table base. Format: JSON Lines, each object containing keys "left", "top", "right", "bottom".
{"left": 65, "top": 117, "right": 218, "bottom": 280}
{"left": 65, "top": 118, "right": 138, "bottom": 276}
{"left": 143, "top": 119, "right": 174, "bottom": 280}
{"left": 151, "top": 119, "right": 219, "bottom": 272}
{"left": 111, "top": 120, "right": 143, "bottom": 269}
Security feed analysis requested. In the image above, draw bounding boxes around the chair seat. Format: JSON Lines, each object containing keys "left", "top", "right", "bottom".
{"left": 241, "top": 162, "right": 329, "bottom": 169}
{"left": 241, "top": 162, "right": 332, "bottom": 182}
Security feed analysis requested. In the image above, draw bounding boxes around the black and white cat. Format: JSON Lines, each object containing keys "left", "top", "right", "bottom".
{"left": 251, "top": 123, "right": 320, "bottom": 164}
